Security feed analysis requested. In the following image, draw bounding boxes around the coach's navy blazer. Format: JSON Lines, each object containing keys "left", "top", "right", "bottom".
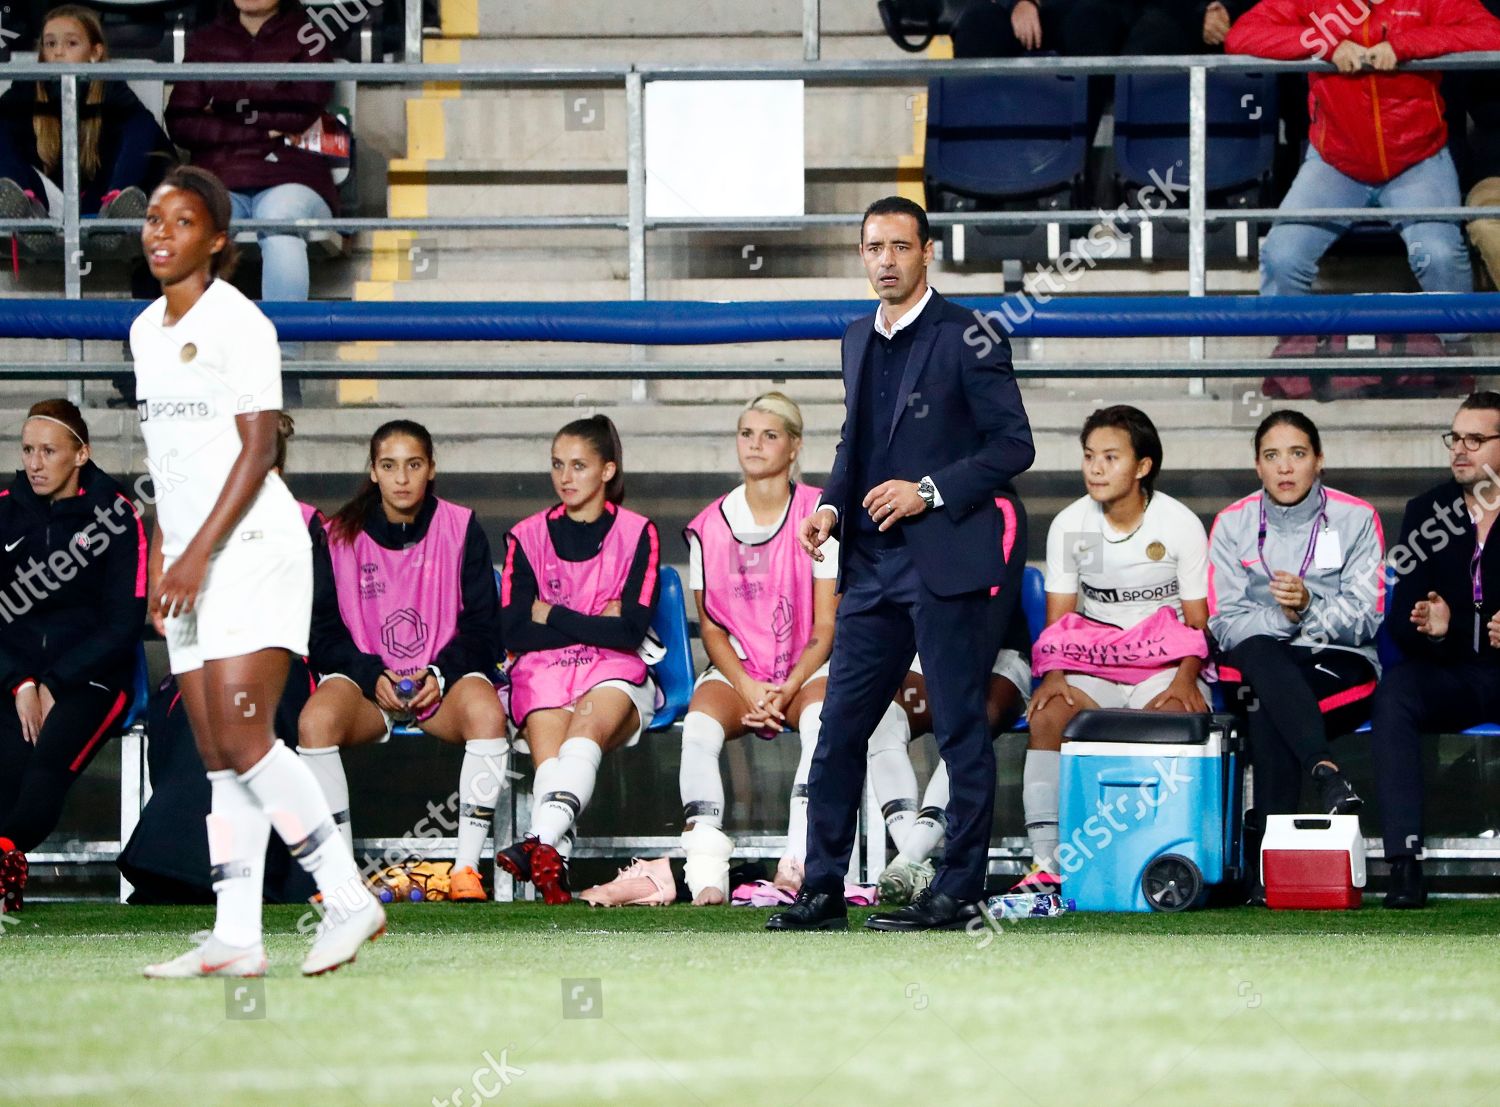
{"left": 822, "top": 290, "right": 1035, "bottom": 595}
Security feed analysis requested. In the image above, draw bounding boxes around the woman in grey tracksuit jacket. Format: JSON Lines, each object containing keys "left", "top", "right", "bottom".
{"left": 1207, "top": 411, "right": 1385, "bottom": 829}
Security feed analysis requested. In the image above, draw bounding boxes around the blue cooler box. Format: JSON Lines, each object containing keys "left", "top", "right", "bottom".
{"left": 1059, "top": 710, "right": 1244, "bottom": 912}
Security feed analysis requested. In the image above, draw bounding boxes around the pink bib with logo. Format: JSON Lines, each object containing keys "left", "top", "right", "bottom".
{"left": 685, "top": 482, "right": 822, "bottom": 684}
{"left": 505, "top": 503, "right": 656, "bottom": 722}
{"left": 1032, "top": 606, "right": 1208, "bottom": 684}
{"left": 326, "top": 498, "right": 470, "bottom": 718}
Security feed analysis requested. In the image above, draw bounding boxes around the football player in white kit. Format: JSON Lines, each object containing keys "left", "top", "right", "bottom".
{"left": 134, "top": 167, "right": 383, "bottom": 978}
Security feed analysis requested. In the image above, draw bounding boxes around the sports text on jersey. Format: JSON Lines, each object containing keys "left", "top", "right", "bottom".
{"left": 1081, "top": 579, "right": 1182, "bottom": 605}
{"left": 137, "top": 397, "right": 215, "bottom": 422}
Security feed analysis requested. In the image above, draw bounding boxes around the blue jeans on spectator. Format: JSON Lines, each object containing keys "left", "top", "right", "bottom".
{"left": 231, "top": 183, "right": 329, "bottom": 390}
{"left": 1261, "top": 145, "right": 1473, "bottom": 299}
{"left": 229, "top": 183, "right": 330, "bottom": 302}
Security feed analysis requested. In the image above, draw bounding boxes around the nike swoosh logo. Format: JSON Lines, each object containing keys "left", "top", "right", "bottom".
{"left": 1314, "top": 664, "right": 1338, "bottom": 679}
{"left": 3, "top": 538, "right": 23, "bottom": 552}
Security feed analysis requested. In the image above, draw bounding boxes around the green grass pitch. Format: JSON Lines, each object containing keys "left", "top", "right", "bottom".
{"left": 3, "top": 899, "right": 1500, "bottom": 1106}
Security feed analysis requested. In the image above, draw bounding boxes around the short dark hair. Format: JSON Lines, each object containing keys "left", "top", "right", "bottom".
{"left": 1253, "top": 409, "right": 1322, "bottom": 457}
{"left": 861, "top": 196, "right": 930, "bottom": 246}
{"left": 1459, "top": 391, "right": 1500, "bottom": 427}
{"left": 1080, "top": 405, "right": 1163, "bottom": 496}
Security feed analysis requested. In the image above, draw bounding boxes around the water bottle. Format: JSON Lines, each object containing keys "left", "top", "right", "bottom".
{"left": 982, "top": 892, "right": 1075, "bottom": 920}
{"left": 396, "top": 678, "right": 416, "bottom": 702}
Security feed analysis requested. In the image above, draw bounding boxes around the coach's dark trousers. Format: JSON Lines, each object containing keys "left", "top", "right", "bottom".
{"left": 804, "top": 542, "right": 1004, "bottom": 902}
{"left": 1370, "top": 658, "right": 1500, "bottom": 858}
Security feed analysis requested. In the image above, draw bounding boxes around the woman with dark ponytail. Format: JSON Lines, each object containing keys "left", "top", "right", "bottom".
{"left": 297, "top": 420, "right": 508, "bottom": 904}
{"left": 496, "top": 414, "right": 662, "bottom": 905}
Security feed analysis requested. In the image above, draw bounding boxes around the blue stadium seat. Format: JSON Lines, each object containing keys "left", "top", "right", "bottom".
{"left": 121, "top": 641, "right": 151, "bottom": 732}
{"left": 647, "top": 566, "right": 695, "bottom": 732}
{"left": 1112, "top": 72, "right": 1278, "bottom": 260}
{"left": 1355, "top": 579, "right": 1500, "bottom": 736}
{"left": 1021, "top": 564, "right": 1047, "bottom": 646}
{"left": 924, "top": 74, "right": 1092, "bottom": 264}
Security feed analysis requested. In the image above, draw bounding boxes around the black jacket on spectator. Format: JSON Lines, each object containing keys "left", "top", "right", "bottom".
{"left": 0, "top": 462, "right": 146, "bottom": 698}
{"left": 1388, "top": 479, "right": 1500, "bottom": 665}
{"left": 0, "top": 80, "right": 173, "bottom": 213}
{"left": 308, "top": 495, "right": 501, "bottom": 698}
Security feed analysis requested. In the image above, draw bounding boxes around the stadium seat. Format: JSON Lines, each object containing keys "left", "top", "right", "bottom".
{"left": 924, "top": 73, "right": 1092, "bottom": 265}
{"left": 1112, "top": 72, "right": 1278, "bottom": 261}
{"left": 1353, "top": 580, "right": 1500, "bottom": 736}
{"left": 1020, "top": 564, "right": 1046, "bottom": 645}
{"left": 122, "top": 640, "right": 151, "bottom": 732}
{"left": 647, "top": 566, "right": 694, "bottom": 732}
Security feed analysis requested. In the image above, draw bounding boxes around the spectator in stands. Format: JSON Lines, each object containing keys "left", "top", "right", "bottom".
{"left": 869, "top": 568, "right": 1032, "bottom": 907}
{"left": 166, "top": 0, "right": 337, "bottom": 379}
{"left": 652, "top": 392, "right": 838, "bottom": 907}
{"left": 1371, "top": 392, "right": 1500, "bottom": 909}
{"left": 1228, "top": 0, "right": 1500, "bottom": 320}
{"left": 497, "top": 416, "right": 661, "bottom": 907}
{"left": 297, "top": 420, "right": 508, "bottom": 905}
{"left": 0, "top": 5, "right": 174, "bottom": 248}
{"left": 1023, "top": 406, "right": 1211, "bottom": 892}
{"left": 952, "top": 0, "right": 1253, "bottom": 56}
{"left": 1464, "top": 59, "right": 1500, "bottom": 289}
{"left": 0, "top": 399, "right": 147, "bottom": 915}
{"left": 1207, "top": 411, "right": 1384, "bottom": 896}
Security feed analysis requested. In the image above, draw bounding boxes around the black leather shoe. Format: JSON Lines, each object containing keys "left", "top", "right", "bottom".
{"left": 1384, "top": 856, "right": 1428, "bottom": 909}
{"left": 765, "top": 889, "right": 848, "bottom": 931}
{"left": 863, "top": 887, "right": 979, "bottom": 932}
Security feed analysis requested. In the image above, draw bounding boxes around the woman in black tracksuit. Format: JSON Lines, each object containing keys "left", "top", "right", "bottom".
{"left": 0, "top": 399, "right": 147, "bottom": 913}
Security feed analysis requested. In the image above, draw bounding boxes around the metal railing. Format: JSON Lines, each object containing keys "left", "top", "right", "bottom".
{"left": 8, "top": 50, "right": 1499, "bottom": 330}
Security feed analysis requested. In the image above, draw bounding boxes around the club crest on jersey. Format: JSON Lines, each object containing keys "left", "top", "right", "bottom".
{"left": 74, "top": 531, "right": 90, "bottom": 550}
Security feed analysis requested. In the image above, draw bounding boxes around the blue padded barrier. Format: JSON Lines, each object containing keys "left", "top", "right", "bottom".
{"left": 5, "top": 293, "right": 1500, "bottom": 344}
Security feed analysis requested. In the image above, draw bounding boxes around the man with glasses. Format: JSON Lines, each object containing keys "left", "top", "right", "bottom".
{"left": 1371, "top": 392, "right": 1500, "bottom": 908}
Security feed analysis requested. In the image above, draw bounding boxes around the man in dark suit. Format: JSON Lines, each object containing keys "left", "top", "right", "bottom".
{"left": 1371, "top": 391, "right": 1500, "bottom": 908}
{"left": 766, "top": 196, "right": 1035, "bottom": 932}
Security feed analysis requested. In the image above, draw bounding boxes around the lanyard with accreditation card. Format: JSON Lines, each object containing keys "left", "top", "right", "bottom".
{"left": 1257, "top": 488, "right": 1339, "bottom": 578}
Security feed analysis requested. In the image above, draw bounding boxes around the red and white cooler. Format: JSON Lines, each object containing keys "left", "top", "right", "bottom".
{"left": 1261, "top": 815, "right": 1366, "bottom": 910}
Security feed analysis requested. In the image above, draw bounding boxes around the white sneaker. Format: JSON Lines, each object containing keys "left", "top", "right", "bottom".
{"left": 876, "top": 857, "right": 935, "bottom": 907}
{"left": 681, "top": 824, "right": 734, "bottom": 906}
{"left": 144, "top": 931, "right": 267, "bottom": 979}
{"left": 301, "top": 893, "right": 385, "bottom": 976}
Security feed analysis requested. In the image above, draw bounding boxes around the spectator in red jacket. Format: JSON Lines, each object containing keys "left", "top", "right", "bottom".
{"left": 165, "top": 1, "right": 335, "bottom": 344}
{"left": 1228, "top": 0, "right": 1500, "bottom": 325}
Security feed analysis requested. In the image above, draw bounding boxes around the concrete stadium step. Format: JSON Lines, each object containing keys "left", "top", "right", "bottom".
{"left": 470, "top": 0, "right": 882, "bottom": 38}
{"left": 9, "top": 393, "right": 1464, "bottom": 475}
{"left": 452, "top": 33, "right": 902, "bottom": 65}
{"left": 396, "top": 86, "right": 921, "bottom": 174}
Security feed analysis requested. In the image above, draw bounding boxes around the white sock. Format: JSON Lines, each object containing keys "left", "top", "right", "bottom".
{"left": 206, "top": 770, "right": 269, "bottom": 948}
{"left": 239, "top": 743, "right": 367, "bottom": 911}
{"left": 529, "top": 737, "right": 601, "bottom": 846}
{"left": 897, "top": 759, "right": 949, "bottom": 864}
{"left": 457, "top": 737, "right": 509, "bottom": 872}
{"left": 1023, "top": 748, "right": 1062, "bottom": 873}
{"left": 865, "top": 701, "right": 916, "bottom": 853}
{"left": 785, "top": 701, "right": 823, "bottom": 862}
{"left": 679, "top": 711, "right": 726, "bottom": 829}
{"left": 297, "top": 746, "right": 352, "bottom": 854}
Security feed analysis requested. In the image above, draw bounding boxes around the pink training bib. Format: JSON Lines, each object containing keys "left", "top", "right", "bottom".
{"left": 327, "top": 498, "right": 471, "bottom": 718}
{"left": 1032, "top": 606, "right": 1209, "bottom": 684}
{"left": 299, "top": 501, "right": 320, "bottom": 529}
{"left": 685, "top": 482, "right": 823, "bottom": 684}
{"left": 504, "top": 503, "right": 656, "bottom": 723}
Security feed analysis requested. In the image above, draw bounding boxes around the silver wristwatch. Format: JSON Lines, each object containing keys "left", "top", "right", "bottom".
{"left": 916, "top": 476, "right": 937, "bottom": 510}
